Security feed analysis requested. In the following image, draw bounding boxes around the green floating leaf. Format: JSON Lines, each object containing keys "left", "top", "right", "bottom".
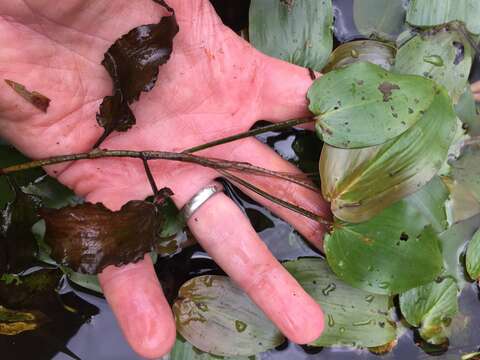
{"left": 320, "top": 85, "right": 456, "bottom": 223}
{"left": 309, "top": 62, "right": 438, "bottom": 149}
{"left": 353, "top": 0, "right": 406, "bottom": 42}
{"left": 466, "top": 228, "right": 480, "bottom": 280}
{"left": 394, "top": 28, "right": 473, "bottom": 102}
{"left": 165, "top": 336, "right": 255, "bottom": 360}
{"left": 249, "top": 0, "right": 333, "bottom": 71}
{"left": 325, "top": 184, "right": 445, "bottom": 295}
{"left": 322, "top": 40, "right": 396, "bottom": 73}
{"left": 407, "top": 0, "right": 480, "bottom": 35}
{"left": 439, "top": 215, "right": 480, "bottom": 288}
{"left": 450, "top": 138, "right": 480, "bottom": 203}
{"left": 0, "top": 181, "right": 42, "bottom": 274}
{"left": 399, "top": 277, "right": 459, "bottom": 345}
{"left": 456, "top": 87, "right": 480, "bottom": 136}
{"left": 173, "top": 275, "right": 284, "bottom": 357}
{"left": 284, "top": 258, "right": 396, "bottom": 348}
{"left": 444, "top": 176, "right": 480, "bottom": 224}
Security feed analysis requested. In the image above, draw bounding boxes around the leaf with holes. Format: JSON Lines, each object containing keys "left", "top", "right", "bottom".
{"left": 400, "top": 277, "right": 459, "bottom": 345}
{"left": 407, "top": 0, "right": 480, "bottom": 34}
{"left": 325, "top": 184, "right": 445, "bottom": 295}
{"left": 284, "top": 258, "right": 396, "bottom": 348}
{"left": 173, "top": 275, "right": 284, "bottom": 357}
{"left": 308, "top": 62, "right": 439, "bottom": 148}
{"left": 249, "top": 0, "right": 333, "bottom": 71}
{"left": 320, "top": 85, "right": 456, "bottom": 223}
{"left": 394, "top": 29, "right": 473, "bottom": 102}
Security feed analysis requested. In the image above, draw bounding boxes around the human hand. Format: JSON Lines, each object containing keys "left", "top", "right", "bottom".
{"left": 472, "top": 80, "right": 480, "bottom": 101}
{"left": 0, "top": 1, "right": 330, "bottom": 357}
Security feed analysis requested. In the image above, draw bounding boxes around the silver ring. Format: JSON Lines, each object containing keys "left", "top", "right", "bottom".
{"left": 180, "top": 181, "right": 224, "bottom": 222}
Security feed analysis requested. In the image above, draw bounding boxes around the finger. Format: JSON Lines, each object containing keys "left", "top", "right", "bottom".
{"left": 471, "top": 80, "right": 480, "bottom": 94}
{"left": 255, "top": 52, "right": 319, "bottom": 122}
{"left": 84, "top": 192, "right": 176, "bottom": 359}
{"left": 217, "top": 138, "right": 331, "bottom": 250}
{"left": 172, "top": 189, "right": 325, "bottom": 344}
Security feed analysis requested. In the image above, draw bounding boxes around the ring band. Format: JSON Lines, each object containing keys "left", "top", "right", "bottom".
{"left": 180, "top": 181, "right": 224, "bottom": 222}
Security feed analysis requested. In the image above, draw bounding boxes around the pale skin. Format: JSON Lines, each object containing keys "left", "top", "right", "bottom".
{"left": 0, "top": 0, "right": 331, "bottom": 358}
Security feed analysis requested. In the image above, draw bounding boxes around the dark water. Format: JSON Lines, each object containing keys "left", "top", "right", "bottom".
{"left": 3, "top": 1, "right": 480, "bottom": 359}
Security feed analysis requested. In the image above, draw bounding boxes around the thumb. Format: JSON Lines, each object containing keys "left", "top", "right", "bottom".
{"left": 255, "top": 51, "right": 319, "bottom": 122}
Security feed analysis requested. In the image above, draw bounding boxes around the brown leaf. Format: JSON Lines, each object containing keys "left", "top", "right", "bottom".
{"left": 5, "top": 79, "right": 50, "bottom": 112}
{"left": 95, "top": 3, "right": 179, "bottom": 147}
{"left": 40, "top": 201, "right": 163, "bottom": 274}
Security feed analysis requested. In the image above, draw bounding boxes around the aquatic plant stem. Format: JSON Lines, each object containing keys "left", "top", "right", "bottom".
{"left": 0, "top": 148, "right": 316, "bottom": 191}
{"left": 183, "top": 117, "right": 314, "bottom": 154}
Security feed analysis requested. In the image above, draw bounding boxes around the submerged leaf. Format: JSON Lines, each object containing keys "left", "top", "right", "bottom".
{"left": 450, "top": 138, "right": 480, "bottom": 203}
{"left": 284, "top": 258, "right": 396, "bottom": 348}
{"left": 96, "top": 8, "right": 179, "bottom": 145}
{"left": 320, "top": 84, "right": 456, "bottom": 223}
{"left": 456, "top": 87, "right": 480, "bottom": 135}
{"left": 166, "top": 336, "right": 255, "bottom": 360}
{"left": 40, "top": 201, "right": 163, "bottom": 274}
{"left": 325, "top": 189, "right": 445, "bottom": 295}
{"left": 322, "top": 40, "right": 396, "bottom": 73}
{"left": 0, "top": 181, "right": 42, "bottom": 274}
{"left": 407, "top": 0, "right": 480, "bottom": 35}
{"left": 308, "top": 62, "right": 439, "bottom": 148}
{"left": 249, "top": 0, "right": 333, "bottom": 71}
{"left": 173, "top": 275, "right": 284, "bottom": 357}
{"left": 4, "top": 79, "right": 50, "bottom": 112}
{"left": 443, "top": 176, "right": 480, "bottom": 224}
{"left": 394, "top": 28, "right": 473, "bottom": 102}
{"left": 439, "top": 215, "right": 480, "bottom": 288}
{"left": 400, "top": 277, "right": 459, "bottom": 345}
{"left": 353, "top": 0, "right": 406, "bottom": 42}
{"left": 466, "top": 228, "right": 480, "bottom": 280}
{"left": 0, "top": 305, "right": 47, "bottom": 335}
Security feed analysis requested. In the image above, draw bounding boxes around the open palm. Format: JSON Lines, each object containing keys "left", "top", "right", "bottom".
{"left": 0, "top": 0, "right": 330, "bottom": 357}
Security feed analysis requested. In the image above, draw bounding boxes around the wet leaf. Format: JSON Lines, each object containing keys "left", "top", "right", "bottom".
{"left": 320, "top": 85, "right": 456, "bottom": 223}
{"left": 284, "top": 258, "right": 396, "bottom": 348}
{"left": 40, "top": 201, "right": 163, "bottom": 274}
{"left": 466, "top": 228, "right": 480, "bottom": 280}
{"left": 322, "top": 40, "right": 396, "bottom": 73}
{"left": 249, "top": 0, "right": 333, "bottom": 71}
{"left": 96, "top": 9, "right": 179, "bottom": 145}
{"left": 325, "top": 188, "right": 445, "bottom": 295}
{"left": 399, "top": 277, "right": 459, "bottom": 345}
{"left": 165, "top": 336, "right": 255, "bottom": 360}
{"left": 0, "top": 145, "right": 43, "bottom": 208}
{"left": 450, "top": 138, "right": 480, "bottom": 203}
{"left": 0, "top": 181, "right": 42, "bottom": 274}
{"left": 407, "top": 0, "right": 480, "bottom": 35}
{"left": 439, "top": 215, "right": 480, "bottom": 288}
{"left": 4, "top": 79, "right": 50, "bottom": 112}
{"left": 173, "top": 275, "right": 284, "bottom": 357}
{"left": 308, "top": 62, "right": 439, "bottom": 149}
{"left": 456, "top": 87, "right": 480, "bottom": 135}
{"left": 0, "top": 305, "right": 47, "bottom": 335}
{"left": 443, "top": 177, "right": 480, "bottom": 224}
{"left": 353, "top": 0, "right": 406, "bottom": 42}
{"left": 394, "top": 28, "right": 473, "bottom": 102}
